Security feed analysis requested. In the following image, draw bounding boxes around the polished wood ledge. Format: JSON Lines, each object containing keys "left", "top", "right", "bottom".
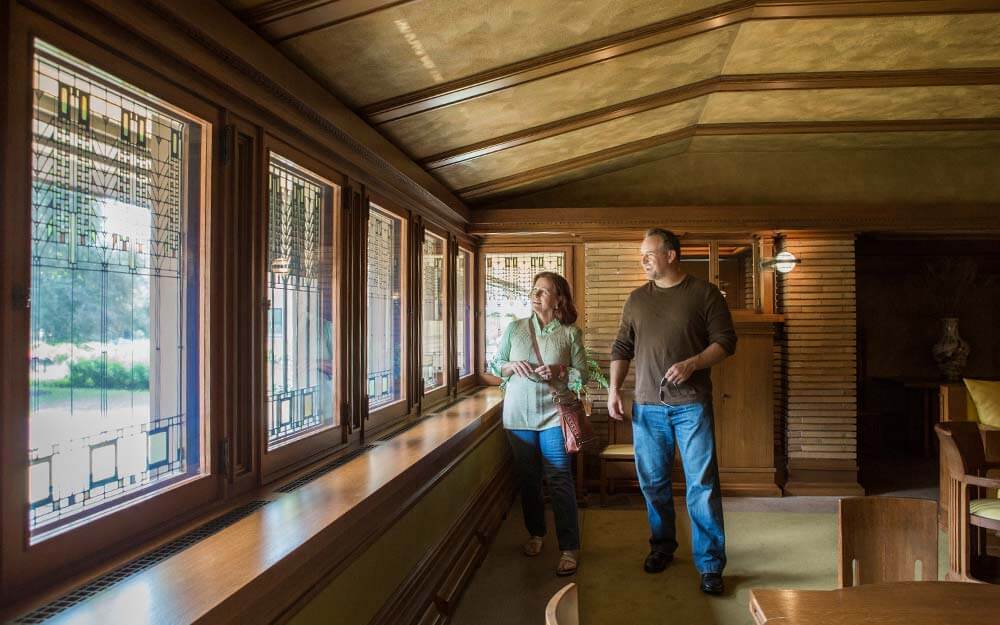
{"left": 4, "top": 388, "right": 504, "bottom": 625}
{"left": 749, "top": 582, "right": 1000, "bottom": 625}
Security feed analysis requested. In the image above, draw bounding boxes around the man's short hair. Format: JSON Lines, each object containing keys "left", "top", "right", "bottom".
{"left": 644, "top": 227, "right": 682, "bottom": 261}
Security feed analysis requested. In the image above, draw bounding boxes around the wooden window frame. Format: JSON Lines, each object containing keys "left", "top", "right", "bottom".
{"left": 0, "top": 14, "right": 225, "bottom": 597}
{"left": 260, "top": 136, "right": 348, "bottom": 482}
{"left": 478, "top": 244, "right": 576, "bottom": 386}
{"left": 365, "top": 197, "right": 410, "bottom": 430}
{"left": 455, "top": 245, "right": 477, "bottom": 392}
{"left": 420, "top": 224, "right": 450, "bottom": 407}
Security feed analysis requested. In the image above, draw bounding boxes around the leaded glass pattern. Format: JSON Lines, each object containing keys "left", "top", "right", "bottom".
{"left": 267, "top": 154, "right": 336, "bottom": 449}
{"left": 368, "top": 206, "right": 404, "bottom": 409}
{"left": 421, "top": 233, "right": 446, "bottom": 393}
{"left": 456, "top": 248, "right": 473, "bottom": 378}
{"left": 28, "top": 41, "right": 207, "bottom": 537}
{"left": 485, "top": 252, "right": 565, "bottom": 364}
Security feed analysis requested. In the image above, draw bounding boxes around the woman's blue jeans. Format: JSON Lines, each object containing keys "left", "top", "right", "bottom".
{"left": 507, "top": 427, "right": 581, "bottom": 551}
{"left": 632, "top": 402, "right": 726, "bottom": 574}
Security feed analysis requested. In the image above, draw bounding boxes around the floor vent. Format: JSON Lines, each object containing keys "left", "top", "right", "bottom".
{"left": 12, "top": 500, "right": 271, "bottom": 624}
{"left": 275, "top": 444, "right": 376, "bottom": 493}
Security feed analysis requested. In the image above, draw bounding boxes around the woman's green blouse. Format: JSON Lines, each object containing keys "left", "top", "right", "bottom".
{"left": 488, "top": 314, "right": 588, "bottom": 430}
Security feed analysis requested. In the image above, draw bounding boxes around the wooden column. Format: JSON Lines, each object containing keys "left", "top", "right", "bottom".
{"left": 781, "top": 234, "right": 864, "bottom": 495}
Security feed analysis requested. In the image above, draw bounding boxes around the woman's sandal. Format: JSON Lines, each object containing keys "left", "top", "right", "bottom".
{"left": 556, "top": 550, "right": 579, "bottom": 576}
{"left": 522, "top": 536, "right": 544, "bottom": 557}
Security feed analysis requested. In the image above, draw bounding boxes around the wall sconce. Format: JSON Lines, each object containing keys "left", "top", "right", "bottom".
{"left": 760, "top": 251, "right": 800, "bottom": 274}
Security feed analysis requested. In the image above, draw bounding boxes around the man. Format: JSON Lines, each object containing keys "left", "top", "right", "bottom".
{"left": 608, "top": 228, "right": 737, "bottom": 595}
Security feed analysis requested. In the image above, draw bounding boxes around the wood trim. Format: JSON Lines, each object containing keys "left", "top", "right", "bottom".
{"left": 469, "top": 204, "right": 1000, "bottom": 235}
{"left": 455, "top": 119, "right": 1000, "bottom": 199}
{"left": 369, "top": 456, "right": 516, "bottom": 625}
{"left": 422, "top": 69, "right": 1000, "bottom": 169}
{"left": 363, "top": 0, "right": 1000, "bottom": 124}
{"left": 246, "top": 0, "right": 418, "bottom": 42}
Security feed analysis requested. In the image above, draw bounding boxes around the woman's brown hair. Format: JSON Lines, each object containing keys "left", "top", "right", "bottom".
{"left": 533, "top": 271, "right": 578, "bottom": 325}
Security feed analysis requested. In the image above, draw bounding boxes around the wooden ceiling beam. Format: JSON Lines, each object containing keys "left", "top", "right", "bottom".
{"left": 363, "top": 0, "right": 1000, "bottom": 124}
{"left": 467, "top": 204, "right": 1000, "bottom": 235}
{"left": 422, "top": 68, "right": 1000, "bottom": 169}
{"left": 243, "top": 0, "right": 418, "bottom": 42}
{"left": 455, "top": 118, "right": 1000, "bottom": 200}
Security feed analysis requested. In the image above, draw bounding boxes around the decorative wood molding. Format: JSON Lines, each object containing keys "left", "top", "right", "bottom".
{"left": 455, "top": 119, "right": 1000, "bottom": 200}
{"left": 469, "top": 204, "right": 1000, "bottom": 235}
{"left": 422, "top": 70, "right": 1000, "bottom": 170}
{"left": 244, "top": 0, "right": 417, "bottom": 42}
{"left": 363, "top": 0, "right": 1000, "bottom": 124}
{"left": 370, "top": 457, "right": 515, "bottom": 625}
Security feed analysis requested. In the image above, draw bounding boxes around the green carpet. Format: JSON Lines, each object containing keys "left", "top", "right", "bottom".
{"left": 578, "top": 507, "right": 838, "bottom": 625}
{"left": 453, "top": 498, "right": 949, "bottom": 625}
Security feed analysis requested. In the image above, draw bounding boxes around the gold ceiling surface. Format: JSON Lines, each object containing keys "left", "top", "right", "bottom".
{"left": 227, "top": 0, "right": 1000, "bottom": 206}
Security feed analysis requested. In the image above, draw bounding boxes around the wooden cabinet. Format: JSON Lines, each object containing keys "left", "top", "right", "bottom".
{"left": 597, "top": 316, "right": 783, "bottom": 497}
{"left": 694, "top": 318, "right": 782, "bottom": 496}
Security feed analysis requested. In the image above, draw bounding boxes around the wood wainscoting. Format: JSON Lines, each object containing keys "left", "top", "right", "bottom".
{"left": 371, "top": 457, "right": 516, "bottom": 625}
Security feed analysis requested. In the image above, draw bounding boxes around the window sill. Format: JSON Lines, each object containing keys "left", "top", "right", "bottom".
{"left": 4, "top": 387, "right": 504, "bottom": 625}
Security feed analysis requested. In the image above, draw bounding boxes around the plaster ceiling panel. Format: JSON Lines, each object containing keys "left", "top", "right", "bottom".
{"left": 280, "top": 0, "right": 724, "bottom": 106}
{"left": 688, "top": 131, "right": 1000, "bottom": 153}
{"left": 700, "top": 86, "right": 1000, "bottom": 124}
{"left": 723, "top": 14, "right": 1000, "bottom": 74}
{"left": 486, "top": 148, "right": 1000, "bottom": 207}
{"left": 380, "top": 26, "right": 737, "bottom": 157}
{"left": 467, "top": 139, "right": 691, "bottom": 204}
{"left": 436, "top": 98, "right": 706, "bottom": 189}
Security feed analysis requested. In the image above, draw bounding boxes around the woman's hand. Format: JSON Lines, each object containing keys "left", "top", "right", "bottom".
{"left": 509, "top": 361, "right": 536, "bottom": 378}
{"left": 533, "top": 364, "right": 565, "bottom": 381}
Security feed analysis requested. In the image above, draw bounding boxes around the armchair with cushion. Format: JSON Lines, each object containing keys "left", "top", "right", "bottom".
{"left": 934, "top": 421, "right": 1000, "bottom": 582}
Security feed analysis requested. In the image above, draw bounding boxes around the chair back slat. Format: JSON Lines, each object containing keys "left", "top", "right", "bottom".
{"left": 936, "top": 421, "right": 987, "bottom": 479}
{"left": 838, "top": 496, "right": 938, "bottom": 587}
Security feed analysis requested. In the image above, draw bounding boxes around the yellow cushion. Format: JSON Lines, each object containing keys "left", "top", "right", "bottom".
{"left": 600, "top": 444, "right": 635, "bottom": 459}
{"left": 963, "top": 379, "right": 1000, "bottom": 428}
{"left": 970, "top": 499, "right": 1000, "bottom": 521}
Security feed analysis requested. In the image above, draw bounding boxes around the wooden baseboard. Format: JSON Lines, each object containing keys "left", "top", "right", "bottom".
{"left": 784, "top": 459, "right": 864, "bottom": 496}
{"left": 371, "top": 456, "right": 516, "bottom": 625}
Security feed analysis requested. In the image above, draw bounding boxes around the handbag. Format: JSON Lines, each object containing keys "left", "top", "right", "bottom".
{"left": 528, "top": 320, "right": 598, "bottom": 454}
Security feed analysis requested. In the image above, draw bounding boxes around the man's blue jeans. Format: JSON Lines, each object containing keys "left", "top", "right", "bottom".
{"left": 507, "top": 427, "right": 581, "bottom": 551}
{"left": 632, "top": 402, "right": 726, "bottom": 574}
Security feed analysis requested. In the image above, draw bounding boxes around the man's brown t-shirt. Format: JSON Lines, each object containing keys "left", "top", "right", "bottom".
{"left": 611, "top": 275, "right": 737, "bottom": 405}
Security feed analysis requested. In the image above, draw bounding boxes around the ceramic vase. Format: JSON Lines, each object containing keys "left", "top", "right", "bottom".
{"left": 932, "top": 317, "right": 970, "bottom": 381}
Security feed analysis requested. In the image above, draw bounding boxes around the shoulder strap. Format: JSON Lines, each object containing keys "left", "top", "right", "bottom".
{"left": 528, "top": 316, "right": 546, "bottom": 366}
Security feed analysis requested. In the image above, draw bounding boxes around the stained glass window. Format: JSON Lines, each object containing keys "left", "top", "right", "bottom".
{"left": 484, "top": 252, "right": 564, "bottom": 364}
{"left": 266, "top": 154, "right": 337, "bottom": 449}
{"left": 368, "top": 206, "right": 405, "bottom": 410}
{"left": 421, "top": 233, "right": 446, "bottom": 393}
{"left": 28, "top": 41, "right": 209, "bottom": 538}
{"left": 456, "top": 248, "right": 473, "bottom": 378}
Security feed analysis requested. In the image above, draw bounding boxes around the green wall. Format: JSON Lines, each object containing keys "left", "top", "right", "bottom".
{"left": 289, "top": 427, "right": 508, "bottom": 625}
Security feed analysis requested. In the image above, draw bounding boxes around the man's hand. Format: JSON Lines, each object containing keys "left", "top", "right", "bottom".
{"left": 533, "top": 364, "right": 564, "bottom": 381}
{"left": 510, "top": 361, "right": 536, "bottom": 378}
{"left": 608, "top": 388, "right": 625, "bottom": 421}
{"left": 664, "top": 357, "right": 698, "bottom": 385}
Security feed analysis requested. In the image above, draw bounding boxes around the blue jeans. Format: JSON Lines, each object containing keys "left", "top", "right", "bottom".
{"left": 507, "top": 427, "right": 581, "bottom": 551}
{"left": 632, "top": 402, "right": 726, "bottom": 574}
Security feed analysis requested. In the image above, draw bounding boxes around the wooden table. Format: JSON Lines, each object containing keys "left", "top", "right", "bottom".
{"left": 748, "top": 582, "right": 1000, "bottom": 625}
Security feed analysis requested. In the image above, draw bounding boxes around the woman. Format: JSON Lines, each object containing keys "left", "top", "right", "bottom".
{"left": 488, "top": 271, "right": 588, "bottom": 576}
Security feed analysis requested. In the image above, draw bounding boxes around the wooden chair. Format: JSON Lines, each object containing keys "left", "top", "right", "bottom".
{"left": 545, "top": 582, "right": 578, "bottom": 625}
{"left": 935, "top": 421, "right": 1000, "bottom": 582}
{"left": 938, "top": 382, "right": 1000, "bottom": 529}
{"left": 838, "top": 496, "right": 938, "bottom": 587}
{"left": 598, "top": 391, "right": 635, "bottom": 506}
